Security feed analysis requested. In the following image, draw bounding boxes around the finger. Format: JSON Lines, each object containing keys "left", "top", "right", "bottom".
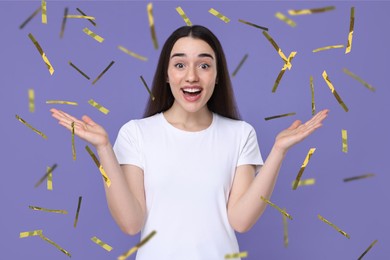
{"left": 82, "top": 115, "right": 97, "bottom": 126}
{"left": 287, "top": 120, "right": 302, "bottom": 130}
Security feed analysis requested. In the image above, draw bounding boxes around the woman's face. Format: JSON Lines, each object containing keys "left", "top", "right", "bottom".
{"left": 167, "top": 37, "right": 217, "bottom": 114}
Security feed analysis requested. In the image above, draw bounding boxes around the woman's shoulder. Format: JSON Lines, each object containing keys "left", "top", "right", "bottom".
{"left": 120, "top": 113, "right": 162, "bottom": 131}
{"left": 214, "top": 113, "right": 255, "bottom": 132}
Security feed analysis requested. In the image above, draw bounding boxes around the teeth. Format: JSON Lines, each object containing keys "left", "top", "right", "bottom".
{"left": 183, "top": 88, "right": 201, "bottom": 93}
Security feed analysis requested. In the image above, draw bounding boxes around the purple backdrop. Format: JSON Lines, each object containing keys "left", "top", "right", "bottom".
{"left": 1, "top": 1, "right": 389, "bottom": 259}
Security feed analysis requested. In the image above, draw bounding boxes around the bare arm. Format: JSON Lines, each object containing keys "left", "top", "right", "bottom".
{"left": 227, "top": 109, "right": 329, "bottom": 232}
{"left": 50, "top": 108, "right": 145, "bottom": 235}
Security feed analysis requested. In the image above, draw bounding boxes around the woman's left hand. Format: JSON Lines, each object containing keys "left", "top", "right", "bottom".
{"left": 273, "top": 109, "right": 329, "bottom": 153}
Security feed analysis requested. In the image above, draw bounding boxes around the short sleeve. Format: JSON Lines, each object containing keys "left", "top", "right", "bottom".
{"left": 113, "top": 120, "right": 144, "bottom": 170}
{"left": 237, "top": 123, "right": 264, "bottom": 173}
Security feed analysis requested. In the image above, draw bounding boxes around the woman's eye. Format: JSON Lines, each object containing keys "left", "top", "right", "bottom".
{"left": 175, "top": 63, "right": 184, "bottom": 69}
{"left": 200, "top": 64, "right": 210, "bottom": 69}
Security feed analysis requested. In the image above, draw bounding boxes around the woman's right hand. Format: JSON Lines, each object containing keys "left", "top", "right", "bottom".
{"left": 50, "top": 108, "right": 109, "bottom": 149}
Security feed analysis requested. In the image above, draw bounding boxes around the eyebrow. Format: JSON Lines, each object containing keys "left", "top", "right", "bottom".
{"left": 170, "top": 53, "right": 214, "bottom": 59}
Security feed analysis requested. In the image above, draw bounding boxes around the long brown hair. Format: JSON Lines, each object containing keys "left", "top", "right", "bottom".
{"left": 143, "top": 25, "right": 240, "bottom": 120}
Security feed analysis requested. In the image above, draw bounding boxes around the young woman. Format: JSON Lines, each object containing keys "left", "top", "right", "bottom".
{"left": 51, "top": 25, "right": 328, "bottom": 259}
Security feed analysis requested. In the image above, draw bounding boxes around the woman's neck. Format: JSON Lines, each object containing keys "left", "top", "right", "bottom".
{"left": 163, "top": 105, "right": 213, "bottom": 132}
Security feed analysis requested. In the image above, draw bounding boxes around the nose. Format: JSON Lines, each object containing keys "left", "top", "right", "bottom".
{"left": 185, "top": 66, "right": 199, "bottom": 83}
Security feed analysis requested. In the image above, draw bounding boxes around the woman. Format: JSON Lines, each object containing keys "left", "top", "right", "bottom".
{"left": 51, "top": 25, "right": 328, "bottom": 259}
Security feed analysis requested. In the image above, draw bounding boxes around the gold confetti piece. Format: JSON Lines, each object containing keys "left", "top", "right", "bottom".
{"left": 358, "top": 239, "right": 378, "bottom": 260}
{"left": 118, "top": 46, "right": 148, "bottom": 61}
{"left": 342, "top": 68, "right": 376, "bottom": 92}
{"left": 118, "top": 230, "right": 157, "bottom": 260}
{"left": 20, "top": 230, "right": 42, "bottom": 238}
{"left": 65, "top": 15, "right": 95, "bottom": 20}
{"left": 83, "top": 27, "right": 104, "bottom": 43}
{"left": 35, "top": 164, "right": 57, "bottom": 188}
{"left": 322, "top": 71, "right": 349, "bottom": 112}
{"left": 73, "top": 196, "right": 82, "bottom": 228}
{"left": 264, "top": 112, "right": 296, "bottom": 121}
{"left": 176, "top": 7, "right": 192, "bottom": 26}
{"left": 318, "top": 214, "right": 350, "bottom": 239}
{"left": 345, "top": 7, "right": 355, "bottom": 54}
{"left": 29, "top": 206, "right": 68, "bottom": 214}
{"left": 288, "top": 6, "right": 335, "bottom": 15}
{"left": 342, "top": 129, "right": 348, "bottom": 153}
{"left": 260, "top": 196, "right": 293, "bottom": 220}
{"left": 19, "top": 6, "right": 41, "bottom": 29}
{"left": 47, "top": 166, "right": 53, "bottom": 191}
{"left": 282, "top": 208, "right": 289, "bottom": 247}
{"left": 60, "top": 7, "right": 68, "bottom": 39}
{"left": 46, "top": 100, "right": 78, "bottom": 106}
{"left": 71, "top": 122, "right": 76, "bottom": 160}
{"left": 262, "top": 31, "right": 290, "bottom": 67}
{"left": 343, "top": 173, "right": 375, "bottom": 182}
{"left": 28, "top": 89, "right": 35, "bottom": 113}
{"left": 16, "top": 114, "right": 47, "bottom": 139}
{"left": 28, "top": 33, "right": 54, "bottom": 75}
{"left": 41, "top": 0, "right": 47, "bottom": 24}
{"left": 291, "top": 178, "right": 316, "bottom": 187}
{"left": 272, "top": 51, "right": 297, "bottom": 92}
{"left": 147, "top": 3, "right": 158, "bottom": 49}
{"left": 39, "top": 234, "right": 71, "bottom": 257}
{"left": 88, "top": 99, "right": 110, "bottom": 115}
{"left": 140, "top": 76, "right": 155, "bottom": 101}
{"left": 292, "top": 148, "right": 316, "bottom": 190}
{"left": 275, "top": 12, "right": 297, "bottom": 27}
{"left": 209, "top": 8, "right": 230, "bottom": 23}
{"left": 232, "top": 54, "right": 248, "bottom": 77}
{"left": 238, "top": 19, "right": 268, "bottom": 31}
{"left": 76, "top": 7, "right": 96, "bottom": 26}
{"left": 69, "top": 61, "right": 91, "bottom": 79}
{"left": 92, "top": 61, "right": 115, "bottom": 85}
{"left": 85, "top": 145, "right": 112, "bottom": 187}
{"left": 310, "top": 76, "right": 316, "bottom": 115}
{"left": 225, "top": 251, "right": 248, "bottom": 259}
{"left": 312, "top": 45, "right": 344, "bottom": 53}
{"left": 91, "top": 236, "right": 113, "bottom": 252}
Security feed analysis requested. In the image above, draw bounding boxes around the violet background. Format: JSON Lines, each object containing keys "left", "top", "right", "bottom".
{"left": 1, "top": 0, "right": 389, "bottom": 259}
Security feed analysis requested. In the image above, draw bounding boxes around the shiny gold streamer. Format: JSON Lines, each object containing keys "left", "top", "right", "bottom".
{"left": 343, "top": 173, "right": 375, "bottom": 182}
{"left": 310, "top": 76, "right": 316, "bottom": 115}
{"left": 342, "top": 68, "right": 375, "bottom": 92}
{"left": 118, "top": 230, "right": 157, "bottom": 260}
{"left": 272, "top": 51, "right": 297, "bottom": 92}
{"left": 342, "top": 129, "right": 348, "bottom": 153}
{"left": 147, "top": 3, "right": 158, "bottom": 49}
{"left": 318, "top": 214, "right": 350, "bottom": 239}
{"left": 35, "top": 164, "right": 57, "bottom": 188}
{"left": 85, "top": 145, "right": 112, "bottom": 187}
{"left": 118, "top": 46, "right": 148, "bottom": 61}
{"left": 345, "top": 7, "right": 355, "bottom": 54}
{"left": 282, "top": 208, "right": 289, "bottom": 247}
{"left": 39, "top": 234, "right": 72, "bottom": 257}
{"left": 262, "top": 31, "right": 289, "bottom": 67}
{"left": 60, "top": 7, "right": 68, "bottom": 39}
{"left": 47, "top": 166, "right": 53, "bottom": 190}
{"left": 313, "top": 45, "right": 344, "bottom": 53}
{"left": 291, "top": 178, "right": 316, "bottom": 188}
{"left": 140, "top": 76, "right": 155, "bottom": 101}
{"left": 264, "top": 112, "right": 296, "bottom": 121}
{"left": 83, "top": 27, "right": 104, "bottom": 43}
{"left": 225, "top": 251, "right": 248, "bottom": 259}
{"left": 88, "top": 99, "right": 110, "bottom": 115}
{"left": 16, "top": 114, "right": 47, "bottom": 139}
{"left": 275, "top": 12, "right": 296, "bottom": 27}
{"left": 176, "top": 7, "right": 192, "bottom": 26}
{"left": 46, "top": 100, "right": 78, "bottom": 105}
{"left": 29, "top": 206, "right": 68, "bottom": 214}
{"left": 322, "top": 70, "right": 349, "bottom": 112}
{"left": 358, "top": 239, "right": 378, "bottom": 260}
{"left": 73, "top": 196, "right": 82, "bottom": 228}
{"left": 71, "top": 122, "right": 76, "bottom": 160}
{"left": 19, "top": 6, "right": 41, "bottom": 29}
{"left": 66, "top": 15, "right": 95, "bottom": 20}
{"left": 92, "top": 61, "right": 115, "bottom": 85}
{"left": 238, "top": 19, "right": 268, "bottom": 31}
{"left": 28, "top": 89, "right": 35, "bottom": 113}
{"left": 288, "top": 6, "right": 335, "bottom": 15}
{"left": 76, "top": 8, "right": 96, "bottom": 26}
{"left": 292, "top": 148, "right": 316, "bottom": 190}
{"left": 91, "top": 236, "right": 113, "bottom": 252}
{"left": 232, "top": 54, "right": 248, "bottom": 77}
{"left": 209, "top": 8, "right": 230, "bottom": 23}
{"left": 20, "top": 230, "right": 42, "bottom": 238}
{"left": 260, "top": 196, "right": 293, "bottom": 220}
{"left": 28, "top": 33, "right": 54, "bottom": 75}
{"left": 41, "top": 0, "right": 47, "bottom": 24}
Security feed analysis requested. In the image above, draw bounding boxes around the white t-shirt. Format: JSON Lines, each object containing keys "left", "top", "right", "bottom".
{"left": 113, "top": 112, "right": 263, "bottom": 260}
